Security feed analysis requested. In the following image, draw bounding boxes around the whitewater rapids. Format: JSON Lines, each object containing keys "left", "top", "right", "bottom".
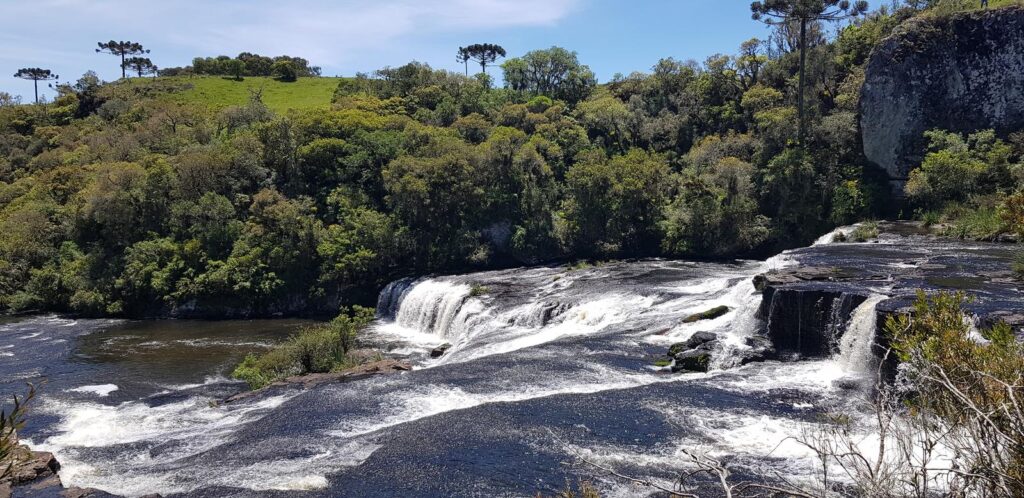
{"left": 2, "top": 229, "right": 911, "bottom": 497}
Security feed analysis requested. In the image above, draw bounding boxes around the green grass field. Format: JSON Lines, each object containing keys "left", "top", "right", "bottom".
{"left": 127, "top": 76, "right": 344, "bottom": 113}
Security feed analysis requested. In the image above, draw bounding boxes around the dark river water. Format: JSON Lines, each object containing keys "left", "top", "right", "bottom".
{"left": 2, "top": 225, "right": 1019, "bottom": 497}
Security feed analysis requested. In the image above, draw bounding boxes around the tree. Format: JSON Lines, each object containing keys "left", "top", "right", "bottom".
{"left": 13, "top": 68, "right": 59, "bottom": 104}
{"left": 271, "top": 60, "right": 298, "bottom": 82}
{"left": 463, "top": 43, "right": 507, "bottom": 74}
{"left": 456, "top": 46, "right": 471, "bottom": 76}
{"left": 502, "top": 47, "right": 597, "bottom": 105}
{"left": 558, "top": 149, "right": 671, "bottom": 256}
{"left": 237, "top": 52, "right": 274, "bottom": 76}
{"left": 222, "top": 58, "right": 246, "bottom": 80}
{"left": 751, "top": 0, "right": 868, "bottom": 145}
{"left": 736, "top": 38, "right": 768, "bottom": 90}
{"left": 96, "top": 40, "right": 150, "bottom": 79}
{"left": 122, "top": 57, "right": 158, "bottom": 78}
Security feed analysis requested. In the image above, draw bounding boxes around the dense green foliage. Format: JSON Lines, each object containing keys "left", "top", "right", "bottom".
{"left": 905, "top": 129, "right": 1024, "bottom": 239}
{"left": 0, "top": 4, "right": 952, "bottom": 318}
{"left": 887, "top": 292, "right": 1024, "bottom": 495}
{"left": 161, "top": 53, "right": 321, "bottom": 79}
{"left": 232, "top": 307, "right": 375, "bottom": 389}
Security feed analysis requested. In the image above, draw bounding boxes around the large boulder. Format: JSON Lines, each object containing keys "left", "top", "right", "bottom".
{"left": 0, "top": 444, "right": 83, "bottom": 498}
{"left": 671, "top": 349, "right": 712, "bottom": 373}
{"left": 668, "top": 332, "right": 718, "bottom": 356}
{"left": 430, "top": 343, "right": 453, "bottom": 358}
{"left": 861, "top": 7, "right": 1024, "bottom": 188}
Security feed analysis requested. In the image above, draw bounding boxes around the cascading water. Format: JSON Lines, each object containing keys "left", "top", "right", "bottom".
{"left": 836, "top": 294, "right": 887, "bottom": 375}
{"left": 17, "top": 224, "right": 1007, "bottom": 497}
{"left": 391, "top": 280, "right": 473, "bottom": 337}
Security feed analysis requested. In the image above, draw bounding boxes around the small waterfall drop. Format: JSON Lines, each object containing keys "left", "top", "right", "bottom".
{"left": 392, "top": 280, "right": 474, "bottom": 338}
{"left": 376, "top": 278, "right": 417, "bottom": 318}
{"left": 812, "top": 226, "right": 851, "bottom": 246}
{"left": 836, "top": 294, "right": 887, "bottom": 375}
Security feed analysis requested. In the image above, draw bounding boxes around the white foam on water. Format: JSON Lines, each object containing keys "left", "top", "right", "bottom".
{"left": 813, "top": 225, "right": 857, "bottom": 246}
{"left": 674, "top": 276, "right": 732, "bottom": 295}
{"left": 327, "top": 364, "right": 701, "bottom": 439}
{"left": 37, "top": 394, "right": 290, "bottom": 449}
{"left": 44, "top": 434, "right": 378, "bottom": 496}
{"left": 209, "top": 442, "right": 379, "bottom": 492}
{"left": 158, "top": 375, "right": 234, "bottom": 391}
{"left": 713, "top": 360, "right": 850, "bottom": 398}
{"left": 27, "top": 392, "right": 379, "bottom": 497}
{"left": 393, "top": 280, "right": 473, "bottom": 337}
{"left": 836, "top": 295, "right": 887, "bottom": 376}
{"left": 69, "top": 384, "right": 119, "bottom": 397}
{"left": 447, "top": 294, "right": 658, "bottom": 363}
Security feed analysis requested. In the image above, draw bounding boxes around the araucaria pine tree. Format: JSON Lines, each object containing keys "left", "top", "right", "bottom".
{"left": 96, "top": 40, "right": 150, "bottom": 79}
{"left": 13, "top": 68, "right": 59, "bottom": 103}
{"left": 751, "top": 0, "right": 868, "bottom": 145}
{"left": 122, "top": 57, "right": 158, "bottom": 78}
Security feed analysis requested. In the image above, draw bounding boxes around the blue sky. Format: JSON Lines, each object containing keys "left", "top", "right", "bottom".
{"left": 1, "top": 0, "right": 773, "bottom": 101}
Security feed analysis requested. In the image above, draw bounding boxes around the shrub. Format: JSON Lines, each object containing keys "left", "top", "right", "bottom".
{"left": 231, "top": 306, "right": 374, "bottom": 389}
{"left": 886, "top": 291, "right": 1024, "bottom": 496}
{"left": 947, "top": 205, "right": 1004, "bottom": 240}
{"left": 1, "top": 385, "right": 34, "bottom": 480}
{"left": 918, "top": 209, "right": 941, "bottom": 227}
{"left": 468, "top": 284, "right": 489, "bottom": 298}
{"left": 1014, "top": 253, "right": 1024, "bottom": 281}
{"left": 849, "top": 221, "right": 880, "bottom": 242}
{"left": 1000, "top": 191, "right": 1024, "bottom": 238}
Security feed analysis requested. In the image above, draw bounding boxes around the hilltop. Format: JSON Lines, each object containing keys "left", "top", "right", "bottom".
{"left": 111, "top": 76, "right": 345, "bottom": 113}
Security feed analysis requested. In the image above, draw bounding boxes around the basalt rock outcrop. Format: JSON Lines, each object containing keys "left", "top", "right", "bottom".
{"left": 1, "top": 442, "right": 128, "bottom": 498}
{"left": 861, "top": 7, "right": 1024, "bottom": 186}
{"left": 756, "top": 269, "right": 871, "bottom": 358}
{"left": 225, "top": 359, "right": 412, "bottom": 403}
{"left": 755, "top": 223, "right": 1024, "bottom": 359}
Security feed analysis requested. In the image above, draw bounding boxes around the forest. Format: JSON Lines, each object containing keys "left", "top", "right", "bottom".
{"left": 0, "top": 0, "right": 1021, "bottom": 319}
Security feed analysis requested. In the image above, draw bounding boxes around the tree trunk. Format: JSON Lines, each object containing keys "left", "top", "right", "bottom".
{"left": 798, "top": 17, "right": 807, "bottom": 147}
{"left": 33, "top": 79, "right": 38, "bottom": 104}
{"left": 480, "top": 61, "right": 487, "bottom": 74}
{"left": 121, "top": 53, "right": 126, "bottom": 79}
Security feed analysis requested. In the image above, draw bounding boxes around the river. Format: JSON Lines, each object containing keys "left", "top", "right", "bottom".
{"left": 3, "top": 226, "right": 1019, "bottom": 497}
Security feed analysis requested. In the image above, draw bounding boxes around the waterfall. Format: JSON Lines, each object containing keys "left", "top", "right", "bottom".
{"left": 376, "top": 278, "right": 417, "bottom": 318}
{"left": 390, "top": 280, "right": 475, "bottom": 338}
{"left": 836, "top": 294, "right": 887, "bottom": 375}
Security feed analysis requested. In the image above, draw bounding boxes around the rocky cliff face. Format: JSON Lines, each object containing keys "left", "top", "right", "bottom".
{"left": 861, "top": 7, "right": 1024, "bottom": 185}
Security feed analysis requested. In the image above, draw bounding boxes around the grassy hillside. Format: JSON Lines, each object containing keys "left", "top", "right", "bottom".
{"left": 925, "top": 0, "right": 1024, "bottom": 15}
{"left": 120, "top": 76, "right": 343, "bottom": 113}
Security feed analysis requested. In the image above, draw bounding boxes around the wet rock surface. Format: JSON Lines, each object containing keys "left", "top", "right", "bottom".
{"left": 2, "top": 444, "right": 128, "bottom": 498}
{"left": 430, "top": 343, "right": 453, "bottom": 358}
{"left": 756, "top": 222, "right": 1024, "bottom": 357}
{"left": 4, "top": 226, "right": 1021, "bottom": 497}
{"left": 225, "top": 359, "right": 412, "bottom": 403}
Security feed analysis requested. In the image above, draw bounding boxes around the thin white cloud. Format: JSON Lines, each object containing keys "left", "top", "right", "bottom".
{"left": 4, "top": 0, "right": 578, "bottom": 66}
{"left": 0, "top": 0, "right": 579, "bottom": 99}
